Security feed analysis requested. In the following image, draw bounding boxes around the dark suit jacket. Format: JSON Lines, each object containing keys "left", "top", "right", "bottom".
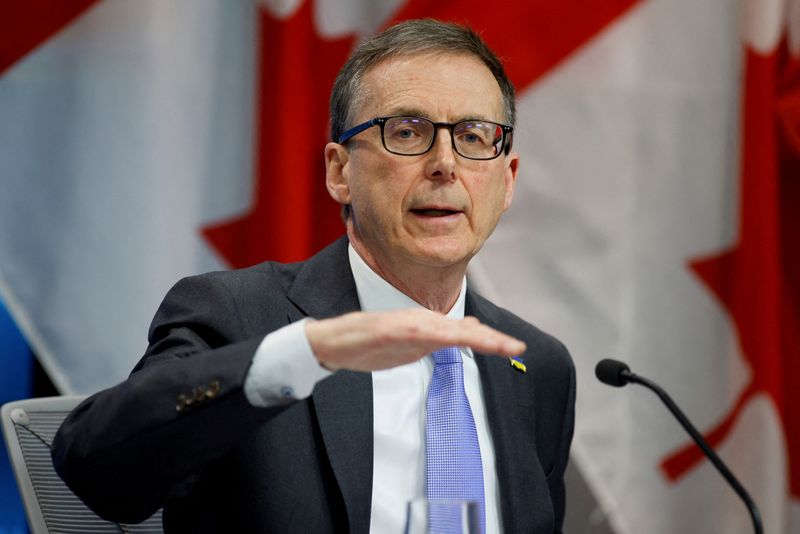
{"left": 52, "top": 237, "right": 575, "bottom": 533}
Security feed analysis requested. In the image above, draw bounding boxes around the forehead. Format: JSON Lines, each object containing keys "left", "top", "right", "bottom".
{"left": 355, "top": 52, "right": 505, "bottom": 123}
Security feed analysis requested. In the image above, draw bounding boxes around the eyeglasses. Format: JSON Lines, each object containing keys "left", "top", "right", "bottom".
{"left": 337, "top": 116, "right": 514, "bottom": 160}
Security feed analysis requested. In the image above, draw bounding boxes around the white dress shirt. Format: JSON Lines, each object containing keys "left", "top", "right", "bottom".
{"left": 244, "top": 245, "right": 501, "bottom": 533}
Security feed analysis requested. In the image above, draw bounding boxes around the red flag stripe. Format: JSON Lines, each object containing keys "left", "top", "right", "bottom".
{"left": 0, "top": 0, "right": 102, "bottom": 76}
{"left": 664, "top": 39, "right": 800, "bottom": 499}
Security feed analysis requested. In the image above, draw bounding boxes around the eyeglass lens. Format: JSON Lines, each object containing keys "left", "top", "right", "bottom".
{"left": 383, "top": 117, "right": 503, "bottom": 159}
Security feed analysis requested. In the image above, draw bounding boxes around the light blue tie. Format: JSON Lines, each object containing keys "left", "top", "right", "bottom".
{"left": 425, "top": 346, "right": 486, "bottom": 533}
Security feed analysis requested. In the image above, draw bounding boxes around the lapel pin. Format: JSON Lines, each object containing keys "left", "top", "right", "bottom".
{"left": 510, "top": 356, "right": 527, "bottom": 374}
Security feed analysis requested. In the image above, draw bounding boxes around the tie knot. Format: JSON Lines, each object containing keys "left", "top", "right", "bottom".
{"left": 432, "top": 346, "right": 462, "bottom": 365}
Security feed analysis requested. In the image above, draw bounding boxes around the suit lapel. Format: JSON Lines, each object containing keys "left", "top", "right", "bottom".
{"left": 283, "top": 241, "right": 543, "bottom": 532}
{"left": 287, "top": 237, "right": 374, "bottom": 534}
{"left": 467, "top": 291, "right": 541, "bottom": 532}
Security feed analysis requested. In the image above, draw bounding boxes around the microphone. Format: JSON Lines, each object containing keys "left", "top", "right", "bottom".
{"left": 595, "top": 359, "right": 763, "bottom": 534}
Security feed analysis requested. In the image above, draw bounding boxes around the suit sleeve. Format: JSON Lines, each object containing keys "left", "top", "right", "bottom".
{"left": 51, "top": 273, "right": 287, "bottom": 524}
{"left": 547, "top": 346, "right": 576, "bottom": 533}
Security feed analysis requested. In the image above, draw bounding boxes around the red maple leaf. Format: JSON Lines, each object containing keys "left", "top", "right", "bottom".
{"left": 386, "top": 0, "right": 640, "bottom": 92}
{"left": 662, "top": 41, "right": 800, "bottom": 498}
{"left": 0, "top": 0, "right": 101, "bottom": 76}
{"left": 201, "top": 0, "right": 641, "bottom": 267}
{"left": 200, "top": 1, "right": 356, "bottom": 267}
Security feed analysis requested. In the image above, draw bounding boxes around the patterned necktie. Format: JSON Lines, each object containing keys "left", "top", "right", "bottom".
{"left": 425, "top": 346, "right": 486, "bottom": 533}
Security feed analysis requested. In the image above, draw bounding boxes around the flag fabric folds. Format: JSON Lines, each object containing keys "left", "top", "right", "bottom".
{"left": 472, "top": 0, "right": 800, "bottom": 531}
{"left": 0, "top": 1, "right": 798, "bottom": 533}
{"left": 0, "top": 0, "right": 256, "bottom": 393}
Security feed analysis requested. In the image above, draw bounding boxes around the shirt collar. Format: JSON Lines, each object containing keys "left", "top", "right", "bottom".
{"left": 347, "top": 243, "right": 466, "bottom": 321}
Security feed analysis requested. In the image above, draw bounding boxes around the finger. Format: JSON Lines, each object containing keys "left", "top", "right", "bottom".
{"left": 454, "top": 322, "right": 526, "bottom": 356}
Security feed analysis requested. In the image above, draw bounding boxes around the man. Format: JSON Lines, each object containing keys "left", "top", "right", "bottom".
{"left": 52, "top": 19, "right": 575, "bottom": 533}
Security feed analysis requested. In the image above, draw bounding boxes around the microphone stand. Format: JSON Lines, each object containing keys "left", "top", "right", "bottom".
{"left": 621, "top": 368, "right": 764, "bottom": 534}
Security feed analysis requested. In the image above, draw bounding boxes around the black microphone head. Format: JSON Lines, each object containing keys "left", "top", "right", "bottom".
{"left": 595, "top": 359, "right": 631, "bottom": 387}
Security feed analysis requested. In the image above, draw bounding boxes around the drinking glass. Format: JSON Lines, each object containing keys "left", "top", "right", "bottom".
{"left": 404, "top": 499, "right": 481, "bottom": 534}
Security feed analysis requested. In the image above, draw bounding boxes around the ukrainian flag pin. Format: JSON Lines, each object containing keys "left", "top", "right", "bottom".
{"left": 510, "top": 356, "right": 527, "bottom": 373}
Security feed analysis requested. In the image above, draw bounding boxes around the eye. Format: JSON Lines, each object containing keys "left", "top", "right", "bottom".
{"left": 396, "top": 128, "right": 416, "bottom": 139}
{"left": 457, "top": 127, "right": 490, "bottom": 146}
{"left": 462, "top": 132, "right": 481, "bottom": 144}
{"left": 386, "top": 118, "right": 429, "bottom": 144}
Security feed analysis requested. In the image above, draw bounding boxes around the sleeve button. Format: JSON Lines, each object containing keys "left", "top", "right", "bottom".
{"left": 176, "top": 394, "right": 188, "bottom": 412}
{"left": 207, "top": 380, "right": 221, "bottom": 398}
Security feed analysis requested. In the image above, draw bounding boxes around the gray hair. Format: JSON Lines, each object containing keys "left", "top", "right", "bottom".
{"left": 329, "top": 19, "right": 516, "bottom": 143}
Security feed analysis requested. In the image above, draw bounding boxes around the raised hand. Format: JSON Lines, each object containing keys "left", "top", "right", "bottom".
{"left": 305, "top": 309, "right": 526, "bottom": 372}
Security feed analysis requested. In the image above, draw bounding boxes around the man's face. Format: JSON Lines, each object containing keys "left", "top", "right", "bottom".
{"left": 326, "top": 52, "right": 519, "bottom": 277}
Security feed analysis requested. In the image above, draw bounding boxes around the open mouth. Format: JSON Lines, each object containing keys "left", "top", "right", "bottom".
{"left": 411, "top": 208, "right": 459, "bottom": 217}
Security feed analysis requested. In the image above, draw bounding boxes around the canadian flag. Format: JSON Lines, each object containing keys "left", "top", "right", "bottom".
{"left": 473, "top": 0, "right": 800, "bottom": 531}
{"left": 0, "top": 0, "right": 797, "bottom": 532}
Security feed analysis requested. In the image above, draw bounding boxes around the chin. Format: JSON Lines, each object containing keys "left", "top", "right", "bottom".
{"left": 409, "top": 240, "right": 475, "bottom": 269}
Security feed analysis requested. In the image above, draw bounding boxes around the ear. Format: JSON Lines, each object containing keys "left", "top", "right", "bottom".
{"left": 325, "top": 142, "right": 351, "bottom": 205}
{"left": 501, "top": 151, "right": 520, "bottom": 211}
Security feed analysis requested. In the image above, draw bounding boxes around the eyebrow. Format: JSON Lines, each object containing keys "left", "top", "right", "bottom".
{"left": 381, "top": 107, "right": 496, "bottom": 123}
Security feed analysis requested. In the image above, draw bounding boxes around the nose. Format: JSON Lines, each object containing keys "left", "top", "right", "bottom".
{"left": 424, "top": 126, "right": 456, "bottom": 181}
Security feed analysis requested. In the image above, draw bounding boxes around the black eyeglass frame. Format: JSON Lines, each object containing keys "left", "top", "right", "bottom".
{"left": 337, "top": 116, "right": 514, "bottom": 160}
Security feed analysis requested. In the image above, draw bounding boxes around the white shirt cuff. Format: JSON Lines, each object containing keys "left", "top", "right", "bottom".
{"left": 243, "top": 318, "right": 333, "bottom": 407}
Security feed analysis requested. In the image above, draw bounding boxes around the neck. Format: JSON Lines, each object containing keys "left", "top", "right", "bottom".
{"left": 347, "top": 231, "right": 466, "bottom": 314}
